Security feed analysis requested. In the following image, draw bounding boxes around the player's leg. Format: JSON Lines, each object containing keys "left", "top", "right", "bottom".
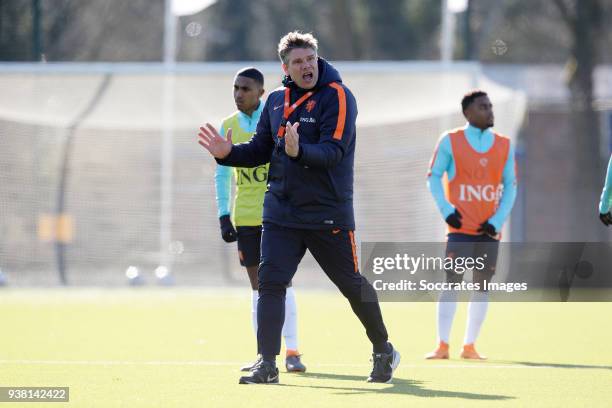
{"left": 425, "top": 289, "right": 456, "bottom": 359}
{"left": 239, "top": 223, "right": 306, "bottom": 384}
{"left": 248, "top": 226, "right": 304, "bottom": 372}
{"left": 282, "top": 280, "right": 306, "bottom": 372}
{"left": 236, "top": 226, "right": 263, "bottom": 371}
{"left": 237, "top": 227, "right": 260, "bottom": 331}
{"left": 461, "top": 235, "right": 499, "bottom": 360}
{"left": 304, "top": 229, "right": 399, "bottom": 383}
{"left": 238, "top": 225, "right": 305, "bottom": 373}
{"left": 247, "top": 265, "right": 259, "bottom": 335}
{"left": 426, "top": 233, "right": 473, "bottom": 359}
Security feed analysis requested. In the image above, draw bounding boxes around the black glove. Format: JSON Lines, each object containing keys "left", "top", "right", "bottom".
{"left": 445, "top": 209, "right": 463, "bottom": 229}
{"left": 599, "top": 212, "right": 612, "bottom": 227}
{"left": 219, "top": 215, "right": 237, "bottom": 243}
{"left": 478, "top": 221, "right": 497, "bottom": 237}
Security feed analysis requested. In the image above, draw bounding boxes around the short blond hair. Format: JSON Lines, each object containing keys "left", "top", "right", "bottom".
{"left": 277, "top": 31, "right": 318, "bottom": 64}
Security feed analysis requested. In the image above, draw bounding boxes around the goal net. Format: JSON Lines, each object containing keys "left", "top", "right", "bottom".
{"left": 0, "top": 62, "right": 526, "bottom": 286}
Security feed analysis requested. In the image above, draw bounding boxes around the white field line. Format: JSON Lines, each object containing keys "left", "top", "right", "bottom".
{"left": 0, "top": 360, "right": 587, "bottom": 369}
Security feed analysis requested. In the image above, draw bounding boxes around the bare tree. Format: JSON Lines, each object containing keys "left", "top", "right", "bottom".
{"left": 0, "top": 0, "right": 34, "bottom": 61}
{"left": 553, "top": 0, "right": 606, "bottom": 239}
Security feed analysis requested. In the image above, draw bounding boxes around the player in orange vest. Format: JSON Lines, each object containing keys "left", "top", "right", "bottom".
{"left": 426, "top": 90, "right": 517, "bottom": 360}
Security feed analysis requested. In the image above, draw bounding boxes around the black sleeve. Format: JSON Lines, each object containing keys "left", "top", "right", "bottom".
{"left": 294, "top": 83, "right": 357, "bottom": 169}
{"left": 216, "top": 100, "right": 275, "bottom": 168}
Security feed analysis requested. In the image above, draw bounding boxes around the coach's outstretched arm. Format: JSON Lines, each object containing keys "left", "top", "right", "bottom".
{"left": 287, "top": 85, "right": 357, "bottom": 169}
{"left": 198, "top": 102, "right": 275, "bottom": 168}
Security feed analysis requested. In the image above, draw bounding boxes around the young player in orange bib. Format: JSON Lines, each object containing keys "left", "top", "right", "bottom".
{"left": 426, "top": 90, "right": 517, "bottom": 360}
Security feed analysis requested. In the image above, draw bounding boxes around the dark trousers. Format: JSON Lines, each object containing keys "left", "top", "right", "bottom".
{"left": 257, "top": 222, "right": 389, "bottom": 356}
{"left": 445, "top": 233, "right": 499, "bottom": 290}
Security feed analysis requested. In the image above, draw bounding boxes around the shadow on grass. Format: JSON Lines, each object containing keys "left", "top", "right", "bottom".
{"left": 279, "top": 371, "right": 514, "bottom": 400}
{"left": 503, "top": 361, "right": 612, "bottom": 370}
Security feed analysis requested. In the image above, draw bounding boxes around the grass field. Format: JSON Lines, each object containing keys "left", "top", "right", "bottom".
{"left": 0, "top": 288, "right": 611, "bottom": 407}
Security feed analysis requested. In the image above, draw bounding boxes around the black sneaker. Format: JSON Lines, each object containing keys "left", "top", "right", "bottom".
{"left": 240, "top": 355, "right": 262, "bottom": 372}
{"left": 366, "top": 345, "right": 401, "bottom": 383}
{"left": 285, "top": 354, "right": 306, "bottom": 372}
{"left": 238, "top": 360, "right": 279, "bottom": 384}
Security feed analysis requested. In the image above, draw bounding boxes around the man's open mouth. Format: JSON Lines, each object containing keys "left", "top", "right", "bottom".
{"left": 302, "top": 72, "right": 313, "bottom": 81}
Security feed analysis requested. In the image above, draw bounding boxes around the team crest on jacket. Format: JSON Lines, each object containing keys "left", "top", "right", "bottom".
{"left": 305, "top": 100, "right": 317, "bottom": 112}
{"left": 479, "top": 158, "right": 488, "bottom": 167}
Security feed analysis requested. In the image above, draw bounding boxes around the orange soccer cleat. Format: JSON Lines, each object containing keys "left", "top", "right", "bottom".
{"left": 460, "top": 344, "right": 487, "bottom": 360}
{"left": 425, "top": 341, "right": 450, "bottom": 360}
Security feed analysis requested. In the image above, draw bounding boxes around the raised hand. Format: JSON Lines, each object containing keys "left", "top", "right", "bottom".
{"left": 198, "top": 123, "right": 233, "bottom": 159}
{"left": 285, "top": 121, "right": 300, "bottom": 158}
